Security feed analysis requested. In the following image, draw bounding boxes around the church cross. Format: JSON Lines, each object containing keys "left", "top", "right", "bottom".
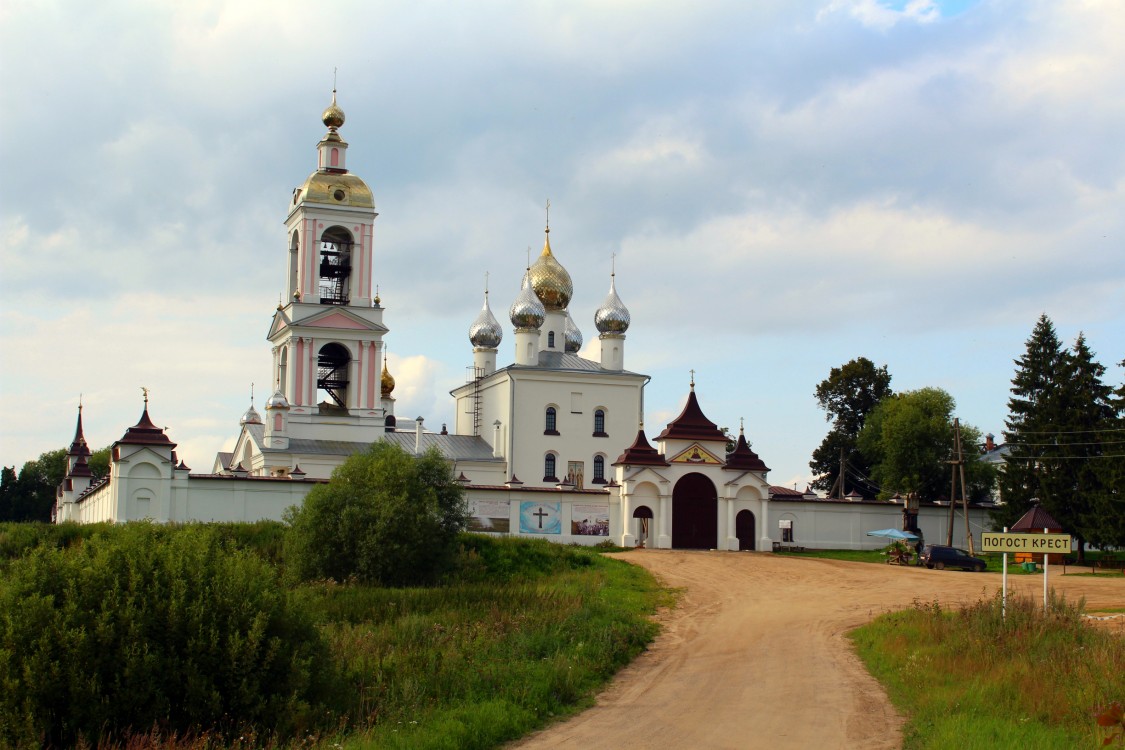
{"left": 533, "top": 506, "right": 549, "bottom": 529}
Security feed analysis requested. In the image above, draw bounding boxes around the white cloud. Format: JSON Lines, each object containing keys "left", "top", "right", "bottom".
{"left": 819, "top": 0, "right": 940, "bottom": 30}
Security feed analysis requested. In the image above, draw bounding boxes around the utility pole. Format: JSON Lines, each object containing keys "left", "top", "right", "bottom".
{"left": 828, "top": 447, "right": 846, "bottom": 500}
{"left": 944, "top": 418, "right": 975, "bottom": 554}
{"left": 956, "top": 418, "right": 974, "bottom": 555}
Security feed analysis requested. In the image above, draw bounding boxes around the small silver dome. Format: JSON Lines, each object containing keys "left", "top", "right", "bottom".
{"left": 265, "top": 389, "right": 290, "bottom": 410}
{"left": 240, "top": 405, "right": 263, "bottom": 425}
{"left": 509, "top": 270, "right": 546, "bottom": 330}
{"left": 594, "top": 274, "right": 631, "bottom": 334}
{"left": 564, "top": 310, "right": 583, "bottom": 353}
{"left": 469, "top": 291, "right": 503, "bottom": 348}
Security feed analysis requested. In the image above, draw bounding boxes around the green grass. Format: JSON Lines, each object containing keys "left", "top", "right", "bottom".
{"left": 850, "top": 592, "right": 1125, "bottom": 749}
{"left": 308, "top": 539, "right": 668, "bottom": 749}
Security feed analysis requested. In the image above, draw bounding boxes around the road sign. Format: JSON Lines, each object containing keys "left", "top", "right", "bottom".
{"left": 980, "top": 532, "right": 1071, "bottom": 553}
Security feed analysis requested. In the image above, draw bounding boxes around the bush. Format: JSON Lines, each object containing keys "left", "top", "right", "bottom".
{"left": 285, "top": 443, "right": 468, "bottom": 587}
{"left": 0, "top": 523, "right": 334, "bottom": 748}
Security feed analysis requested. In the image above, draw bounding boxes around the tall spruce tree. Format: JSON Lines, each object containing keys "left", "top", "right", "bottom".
{"left": 997, "top": 314, "right": 1065, "bottom": 530}
{"left": 1089, "top": 356, "right": 1125, "bottom": 548}
{"left": 998, "top": 317, "right": 1120, "bottom": 560}
{"left": 809, "top": 357, "right": 893, "bottom": 496}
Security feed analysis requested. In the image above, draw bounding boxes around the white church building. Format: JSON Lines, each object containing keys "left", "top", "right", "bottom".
{"left": 54, "top": 94, "right": 989, "bottom": 551}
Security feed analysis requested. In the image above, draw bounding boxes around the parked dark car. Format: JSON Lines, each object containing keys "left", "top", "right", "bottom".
{"left": 921, "top": 544, "right": 986, "bottom": 572}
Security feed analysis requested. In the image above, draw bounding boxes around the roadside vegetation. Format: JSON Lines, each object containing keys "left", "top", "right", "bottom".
{"left": 0, "top": 443, "right": 667, "bottom": 749}
{"left": 850, "top": 591, "right": 1125, "bottom": 749}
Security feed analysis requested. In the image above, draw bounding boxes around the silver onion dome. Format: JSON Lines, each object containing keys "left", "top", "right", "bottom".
{"left": 240, "top": 405, "right": 263, "bottom": 425}
{"left": 509, "top": 271, "right": 546, "bottom": 330}
{"left": 469, "top": 291, "right": 503, "bottom": 348}
{"left": 594, "top": 274, "right": 631, "bottom": 334}
{"left": 265, "top": 389, "right": 290, "bottom": 410}
{"left": 564, "top": 310, "right": 583, "bottom": 353}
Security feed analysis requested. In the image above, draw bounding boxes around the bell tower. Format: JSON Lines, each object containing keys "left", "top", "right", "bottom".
{"left": 266, "top": 90, "right": 390, "bottom": 442}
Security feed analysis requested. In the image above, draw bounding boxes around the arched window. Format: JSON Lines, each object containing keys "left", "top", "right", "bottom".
{"left": 593, "top": 408, "right": 607, "bottom": 437}
{"left": 548, "top": 331, "right": 556, "bottom": 348}
{"left": 543, "top": 453, "right": 558, "bottom": 482}
{"left": 544, "top": 406, "right": 559, "bottom": 435}
{"left": 593, "top": 455, "right": 606, "bottom": 483}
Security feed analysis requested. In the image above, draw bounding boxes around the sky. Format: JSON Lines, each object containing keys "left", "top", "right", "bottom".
{"left": 1, "top": 0, "right": 1123, "bottom": 491}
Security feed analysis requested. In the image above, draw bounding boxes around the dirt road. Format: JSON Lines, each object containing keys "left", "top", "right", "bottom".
{"left": 513, "top": 550, "right": 1124, "bottom": 750}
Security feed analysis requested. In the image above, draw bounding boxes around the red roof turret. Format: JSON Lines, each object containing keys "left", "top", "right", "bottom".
{"left": 656, "top": 386, "right": 726, "bottom": 443}
{"left": 724, "top": 428, "right": 769, "bottom": 472}
{"left": 614, "top": 428, "right": 669, "bottom": 467}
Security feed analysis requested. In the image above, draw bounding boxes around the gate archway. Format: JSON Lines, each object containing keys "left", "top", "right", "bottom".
{"left": 672, "top": 472, "right": 717, "bottom": 549}
{"left": 736, "top": 510, "right": 756, "bottom": 551}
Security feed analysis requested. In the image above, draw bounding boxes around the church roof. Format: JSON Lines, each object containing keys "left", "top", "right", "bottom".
{"left": 382, "top": 432, "right": 502, "bottom": 461}
{"left": 613, "top": 429, "right": 669, "bottom": 467}
{"left": 501, "top": 350, "right": 643, "bottom": 375}
{"left": 117, "top": 404, "right": 176, "bottom": 447}
{"left": 68, "top": 407, "right": 92, "bottom": 458}
{"left": 1010, "top": 504, "right": 1063, "bottom": 532}
{"left": 656, "top": 388, "right": 726, "bottom": 443}
{"left": 724, "top": 429, "right": 769, "bottom": 472}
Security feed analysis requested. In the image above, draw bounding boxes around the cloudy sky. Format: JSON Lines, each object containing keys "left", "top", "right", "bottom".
{"left": 2, "top": 0, "right": 1122, "bottom": 490}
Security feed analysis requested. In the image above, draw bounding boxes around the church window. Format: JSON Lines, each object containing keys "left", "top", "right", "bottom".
{"left": 593, "top": 455, "right": 605, "bottom": 483}
{"left": 544, "top": 406, "right": 559, "bottom": 435}
{"left": 593, "top": 409, "right": 607, "bottom": 437}
{"left": 543, "top": 453, "right": 558, "bottom": 482}
{"left": 548, "top": 331, "right": 555, "bottom": 348}
{"left": 318, "top": 226, "right": 353, "bottom": 305}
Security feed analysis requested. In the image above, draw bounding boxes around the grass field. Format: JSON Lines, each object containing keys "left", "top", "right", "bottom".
{"left": 850, "top": 591, "right": 1125, "bottom": 749}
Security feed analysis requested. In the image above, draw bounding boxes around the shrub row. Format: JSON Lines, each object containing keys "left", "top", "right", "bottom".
{"left": 0, "top": 523, "right": 333, "bottom": 748}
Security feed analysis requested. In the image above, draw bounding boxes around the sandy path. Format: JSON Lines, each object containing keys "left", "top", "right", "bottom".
{"left": 512, "top": 550, "right": 1124, "bottom": 750}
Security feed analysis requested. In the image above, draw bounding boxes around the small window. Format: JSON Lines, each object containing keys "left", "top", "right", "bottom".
{"left": 548, "top": 331, "right": 556, "bottom": 348}
{"left": 544, "top": 406, "right": 559, "bottom": 435}
{"left": 593, "top": 409, "right": 607, "bottom": 437}
{"left": 543, "top": 453, "right": 558, "bottom": 482}
{"left": 593, "top": 455, "right": 606, "bottom": 483}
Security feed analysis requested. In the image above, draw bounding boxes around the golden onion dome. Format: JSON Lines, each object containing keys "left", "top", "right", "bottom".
{"left": 529, "top": 230, "right": 572, "bottom": 311}
{"left": 381, "top": 356, "right": 396, "bottom": 398}
{"left": 322, "top": 90, "right": 345, "bottom": 130}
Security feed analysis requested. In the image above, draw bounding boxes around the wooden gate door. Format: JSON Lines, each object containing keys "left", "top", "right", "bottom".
{"left": 672, "top": 473, "right": 717, "bottom": 549}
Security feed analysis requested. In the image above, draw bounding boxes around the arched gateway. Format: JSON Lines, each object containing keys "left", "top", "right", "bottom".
{"left": 672, "top": 472, "right": 718, "bottom": 549}
{"left": 736, "top": 509, "right": 756, "bottom": 551}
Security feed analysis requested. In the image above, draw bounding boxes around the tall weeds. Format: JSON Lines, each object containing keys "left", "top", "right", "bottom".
{"left": 851, "top": 590, "right": 1125, "bottom": 749}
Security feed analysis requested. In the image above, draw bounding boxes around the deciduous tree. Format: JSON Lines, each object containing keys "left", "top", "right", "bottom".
{"left": 809, "top": 357, "right": 892, "bottom": 495}
{"left": 285, "top": 442, "right": 468, "bottom": 586}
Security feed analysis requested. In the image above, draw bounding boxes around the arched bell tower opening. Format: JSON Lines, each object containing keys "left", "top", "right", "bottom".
{"left": 317, "top": 342, "right": 350, "bottom": 410}
{"left": 288, "top": 230, "right": 300, "bottom": 299}
{"left": 319, "top": 226, "right": 353, "bottom": 305}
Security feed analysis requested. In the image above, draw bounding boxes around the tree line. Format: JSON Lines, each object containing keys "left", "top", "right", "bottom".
{"left": 809, "top": 313, "right": 1124, "bottom": 551}
{"left": 0, "top": 447, "right": 110, "bottom": 522}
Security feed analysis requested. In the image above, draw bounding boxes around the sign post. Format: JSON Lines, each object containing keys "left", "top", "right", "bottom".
{"left": 981, "top": 530, "right": 1072, "bottom": 615}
